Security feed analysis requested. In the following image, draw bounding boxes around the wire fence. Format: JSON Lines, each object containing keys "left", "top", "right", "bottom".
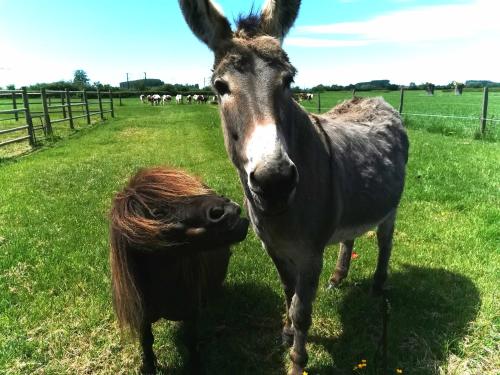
{"left": 298, "top": 87, "right": 498, "bottom": 137}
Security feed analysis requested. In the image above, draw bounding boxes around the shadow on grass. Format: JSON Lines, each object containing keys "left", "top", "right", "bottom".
{"left": 158, "top": 282, "right": 285, "bottom": 375}
{"left": 309, "top": 265, "right": 480, "bottom": 374}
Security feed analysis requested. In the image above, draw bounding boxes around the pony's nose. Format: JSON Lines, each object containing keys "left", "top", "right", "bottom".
{"left": 207, "top": 203, "right": 241, "bottom": 223}
{"left": 249, "top": 159, "right": 298, "bottom": 197}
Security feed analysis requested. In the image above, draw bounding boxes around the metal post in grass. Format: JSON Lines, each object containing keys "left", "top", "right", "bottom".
{"left": 60, "top": 92, "right": 66, "bottom": 118}
{"left": 65, "top": 88, "right": 74, "bottom": 130}
{"left": 41, "top": 88, "right": 53, "bottom": 135}
{"left": 97, "top": 88, "right": 104, "bottom": 120}
{"left": 83, "top": 89, "right": 91, "bottom": 125}
{"left": 317, "top": 92, "right": 321, "bottom": 113}
{"left": 109, "top": 91, "right": 115, "bottom": 118}
{"left": 398, "top": 87, "right": 405, "bottom": 114}
{"left": 11, "top": 92, "right": 19, "bottom": 121}
{"left": 480, "top": 86, "right": 489, "bottom": 135}
{"left": 21, "top": 87, "right": 35, "bottom": 147}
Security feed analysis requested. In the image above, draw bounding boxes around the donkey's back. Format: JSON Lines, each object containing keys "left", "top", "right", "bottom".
{"left": 318, "top": 97, "right": 409, "bottom": 237}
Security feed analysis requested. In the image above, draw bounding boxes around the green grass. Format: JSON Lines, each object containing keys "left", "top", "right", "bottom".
{"left": 0, "top": 98, "right": 498, "bottom": 374}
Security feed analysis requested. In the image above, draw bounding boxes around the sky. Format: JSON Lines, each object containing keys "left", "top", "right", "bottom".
{"left": 0, "top": 0, "right": 499, "bottom": 89}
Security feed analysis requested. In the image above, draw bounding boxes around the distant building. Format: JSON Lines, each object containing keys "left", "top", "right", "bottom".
{"left": 120, "top": 79, "right": 164, "bottom": 89}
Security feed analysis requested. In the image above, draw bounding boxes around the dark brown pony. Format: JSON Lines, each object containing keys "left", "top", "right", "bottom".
{"left": 110, "top": 167, "right": 249, "bottom": 374}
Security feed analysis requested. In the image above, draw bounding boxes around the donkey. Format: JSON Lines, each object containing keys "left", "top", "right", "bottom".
{"left": 110, "top": 167, "right": 249, "bottom": 374}
{"left": 179, "top": 1, "right": 409, "bottom": 373}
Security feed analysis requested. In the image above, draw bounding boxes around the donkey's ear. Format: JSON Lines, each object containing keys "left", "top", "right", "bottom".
{"left": 179, "top": 0, "right": 233, "bottom": 51}
{"left": 259, "top": 0, "right": 301, "bottom": 42}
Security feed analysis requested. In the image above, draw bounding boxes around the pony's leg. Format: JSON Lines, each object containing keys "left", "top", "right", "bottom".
{"left": 373, "top": 211, "right": 396, "bottom": 295}
{"left": 288, "top": 254, "right": 323, "bottom": 375}
{"left": 184, "top": 317, "right": 201, "bottom": 375}
{"left": 270, "top": 253, "right": 297, "bottom": 347}
{"left": 328, "top": 239, "right": 355, "bottom": 288}
{"left": 139, "top": 321, "right": 157, "bottom": 375}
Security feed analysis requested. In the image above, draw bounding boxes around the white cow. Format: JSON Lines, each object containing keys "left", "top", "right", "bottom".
{"left": 151, "top": 94, "right": 161, "bottom": 105}
{"left": 175, "top": 94, "right": 183, "bottom": 104}
{"left": 140, "top": 94, "right": 146, "bottom": 103}
{"left": 162, "top": 94, "right": 172, "bottom": 105}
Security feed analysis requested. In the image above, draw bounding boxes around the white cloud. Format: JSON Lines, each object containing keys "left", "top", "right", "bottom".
{"left": 286, "top": 37, "right": 368, "bottom": 48}
{"left": 293, "top": 0, "right": 499, "bottom": 45}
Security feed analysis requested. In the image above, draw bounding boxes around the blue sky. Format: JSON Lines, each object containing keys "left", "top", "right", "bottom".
{"left": 0, "top": 0, "right": 498, "bottom": 88}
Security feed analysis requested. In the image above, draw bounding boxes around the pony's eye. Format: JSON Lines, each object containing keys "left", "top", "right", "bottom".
{"left": 214, "top": 79, "right": 230, "bottom": 96}
{"left": 283, "top": 74, "right": 294, "bottom": 89}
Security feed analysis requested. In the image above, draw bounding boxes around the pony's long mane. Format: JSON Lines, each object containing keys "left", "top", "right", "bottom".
{"left": 109, "top": 167, "right": 211, "bottom": 336}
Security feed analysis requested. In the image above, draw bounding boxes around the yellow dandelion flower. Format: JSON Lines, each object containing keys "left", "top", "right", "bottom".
{"left": 361, "top": 359, "right": 367, "bottom": 363}
{"left": 302, "top": 371, "right": 308, "bottom": 375}
{"left": 396, "top": 369, "right": 403, "bottom": 374}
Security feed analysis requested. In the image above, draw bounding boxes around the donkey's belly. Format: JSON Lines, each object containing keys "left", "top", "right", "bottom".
{"left": 328, "top": 224, "right": 375, "bottom": 244}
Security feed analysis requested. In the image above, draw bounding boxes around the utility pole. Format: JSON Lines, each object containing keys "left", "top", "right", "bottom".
{"left": 126, "top": 73, "right": 129, "bottom": 89}
{"left": 144, "top": 72, "right": 147, "bottom": 88}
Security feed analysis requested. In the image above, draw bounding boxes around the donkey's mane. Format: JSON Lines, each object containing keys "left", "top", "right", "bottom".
{"left": 235, "top": 11, "right": 261, "bottom": 38}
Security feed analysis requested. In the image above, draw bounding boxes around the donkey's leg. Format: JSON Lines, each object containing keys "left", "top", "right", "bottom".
{"left": 288, "top": 254, "right": 323, "bottom": 375}
{"left": 139, "top": 321, "right": 157, "bottom": 375}
{"left": 328, "top": 239, "right": 355, "bottom": 288}
{"left": 373, "top": 211, "right": 397, "bottom": 295}
{"left": 270, "top": 253, "right": 297, "bottom": 347}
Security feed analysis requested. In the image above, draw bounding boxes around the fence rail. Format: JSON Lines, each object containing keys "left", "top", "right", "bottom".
{"left": 0, "top": 88, "right": 114, "bottom": 150}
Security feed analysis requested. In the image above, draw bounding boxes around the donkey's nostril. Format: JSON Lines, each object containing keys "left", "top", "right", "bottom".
{"left": 208, "top": 206, "right": 225, "bottom": 222}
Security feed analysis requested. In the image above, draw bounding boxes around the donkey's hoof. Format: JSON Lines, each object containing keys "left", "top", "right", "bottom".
{"left": 287, "top": 364, "right": 304, "bottom": 375}
{"left": 327, "top": 280, "right": 341, "bottom": 291}
{"left": 371, "top": 283, "right": 389, "bottom": 297}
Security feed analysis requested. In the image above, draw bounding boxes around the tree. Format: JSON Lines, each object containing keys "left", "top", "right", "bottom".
{"left": 6, "top": 84, "right": 15, "bottom": 90}
{"left": 73, "top": 69, "right": 90, "bottom": 88}
{"left": 425, "top": 82, "right": 435, "bottom": 96}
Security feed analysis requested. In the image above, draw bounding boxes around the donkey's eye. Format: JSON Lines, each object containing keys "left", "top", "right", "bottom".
{"left": 214, "top": 79, "right": 230, "bottom": 96}
{"left": 282, "top": 74, "right": 294, "bottom": 89}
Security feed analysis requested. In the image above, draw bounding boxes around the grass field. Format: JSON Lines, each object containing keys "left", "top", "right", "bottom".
{"left": 0, "top": 96, "right": 499, "bottom": 374}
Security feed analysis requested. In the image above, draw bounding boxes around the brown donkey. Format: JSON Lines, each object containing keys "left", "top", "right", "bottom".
{"left": 109, "top": 167, "right": 249, "bottom": 374}
{"left": 179, "top": 1, "right": 409, "bottom": 373}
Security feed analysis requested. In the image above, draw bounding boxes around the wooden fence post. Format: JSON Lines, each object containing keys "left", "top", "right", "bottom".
{"left": 317, "top": 92, "right": 321, "bottom": 113}
{"left": 480, "top": 87, "right": 489, "bottom": 135}
{"left": 65, "top": 88, "right": 74, "bottom": 130}
{"left": 97, "top": 89, "right": 104, "bottom": 120}
{"left": 398, "top": 87, "right": 405, "bottom": 114}
{"left": 109, "top": 91, "right": 115, "bottom": 118}
{"left": 21, "top": 87, "right": 35, "bottom": 147}
{"left": 41, "top": 88, "right": 53, "bottom": 135}
{"left": 60, "top": 92, "right": 66, "bottom": 118}
{"left": 352, "top": 89, "right": 356, "bottom": 98}
{"left": 12, "top": 92, "right": 19, "bottom": 121}
{"left": 83, "top": 89, "right": 91, "bottom": 125}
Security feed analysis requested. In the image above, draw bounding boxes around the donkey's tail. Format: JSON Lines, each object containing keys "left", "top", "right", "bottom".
{"left": 109, "top": 225, "right": 143, "bottom": 338}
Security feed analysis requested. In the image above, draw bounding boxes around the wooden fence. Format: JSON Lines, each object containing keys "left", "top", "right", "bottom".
{"left": 0, "top": 88, "right": 114, "bottom": 149}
